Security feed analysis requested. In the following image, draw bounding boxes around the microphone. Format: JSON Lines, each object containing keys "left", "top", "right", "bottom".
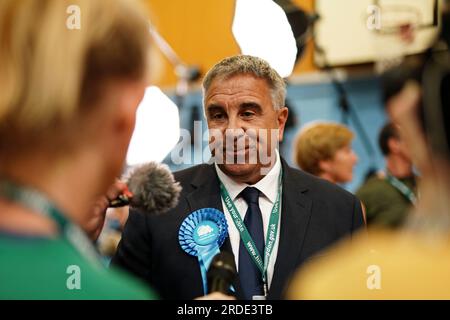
{"left": 109, "top": 162, "right": 182, "bottom": 214}
{"left": 207, "top": 252, "right": 237, "bottom": 295}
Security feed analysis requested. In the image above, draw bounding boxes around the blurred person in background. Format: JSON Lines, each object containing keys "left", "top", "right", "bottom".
{"left": 287, "top": 7, "right": 450, "bottom": 298}
{"left": 288, "top": 75, "right": 450, "bottom": 300}
{"left": 356, "top": 122, "right": 417, "bottom": 228}
{"left": 0, "top": 0, "right": 156, "bottom": 299}
{"left": 293, "top": 122, "right": 359, "bottom": 184}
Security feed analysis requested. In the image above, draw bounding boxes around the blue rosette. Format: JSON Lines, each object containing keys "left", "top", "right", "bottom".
{"left": 179, "top": 208, "right": 228, "bottom": 294}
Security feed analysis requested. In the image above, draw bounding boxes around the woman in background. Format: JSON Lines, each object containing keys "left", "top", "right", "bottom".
{"left": 0, "top": 0, "right": 156, "bottom": 299}
{"left": 293, "top": 122, "right": 359, "bottom": 184}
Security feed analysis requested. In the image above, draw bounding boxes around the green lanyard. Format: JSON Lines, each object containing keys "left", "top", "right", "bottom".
{"left": 385, "top": 173, "right": 417, "bottom": 205}
{"left": 0, "top": 179, "right": 101, "bottom": 266}
{"left": 219, "top": 171, "right": 282, "bottom": 295}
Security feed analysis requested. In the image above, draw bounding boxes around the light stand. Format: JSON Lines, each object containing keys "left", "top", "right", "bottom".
{"left": 148, "top": 23, "right": 201, "bottom": 110}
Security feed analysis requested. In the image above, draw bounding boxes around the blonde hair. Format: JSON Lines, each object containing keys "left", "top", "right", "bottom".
{"left": 0, "top": 0, "right": 150, "bottom": 153}
{"left": 294, "top": 122, "right": 354, "bottom": 175}
{"left": 202, "top": 55, "right": 286, "bottom": 109}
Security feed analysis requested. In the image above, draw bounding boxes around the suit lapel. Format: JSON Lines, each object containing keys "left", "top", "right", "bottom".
{"left": 185, "top": 164, "right": 244, "bottom": 298}
{"left": 186, "top": 164, "right": 222, "bottom": 212}
{"left": 268, "top": 160, "right": 313, "bottom": 299}
{"left": 183, "top": 160, "right": 311, "bottom": 300}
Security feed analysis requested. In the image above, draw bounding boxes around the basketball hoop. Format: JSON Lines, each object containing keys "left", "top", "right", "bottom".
{"left": 370, "top": 5, "right": 421, "bottom": 73}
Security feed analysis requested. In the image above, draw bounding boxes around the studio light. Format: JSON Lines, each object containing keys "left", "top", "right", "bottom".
{"left": 126, "top": 86, "right": 180, "bottom": 166}
{"left": 232, "top": 0, "right": 298, "bottom": 77}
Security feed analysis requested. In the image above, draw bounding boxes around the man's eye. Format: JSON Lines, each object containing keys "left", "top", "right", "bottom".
{"left": 241, "top": 111, "right": 255, "bottom": 118}
{"left": 212, "top": 113, "right": 225, "bottom": 120}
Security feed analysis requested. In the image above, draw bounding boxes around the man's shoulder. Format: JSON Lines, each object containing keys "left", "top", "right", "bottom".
{"left": 284, "top": 164, "right": 356, "bottom": 202}
{"left": 170, "top": 161, "right": 357, "bottom": 204}
{"left": 173, "top": 163, "right": 215, "bottom": 185}
{"left": 356, "top": 176, "right": 391, "bottom": 196}
{"left": 283, "top": 164, "right": 363, "bottom": 234}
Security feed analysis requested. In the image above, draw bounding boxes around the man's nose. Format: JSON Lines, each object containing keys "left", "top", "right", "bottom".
{"left": 225, "top": 128, "right": 245, "bottom": 143}
{"left": 224, "top": 115, "right": 247, "bottom": 137}
{"left": 226, "top": 114, "right": 245, "bottom": 131}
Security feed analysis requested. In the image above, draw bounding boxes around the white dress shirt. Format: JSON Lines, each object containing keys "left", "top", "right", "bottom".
{"left": 214, "top": 151, "right": 282, "bottom": 288}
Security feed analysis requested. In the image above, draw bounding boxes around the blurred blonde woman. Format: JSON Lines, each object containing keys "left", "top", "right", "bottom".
{"left": 0, "top": 0, "right": 156, "bottom": 299}
{"left": 293, "top": 122, "right": 359, "bottom": 184}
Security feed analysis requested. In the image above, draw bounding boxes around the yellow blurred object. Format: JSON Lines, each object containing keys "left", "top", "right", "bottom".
{"left": 98, "top": 230, "right": 122, "bottom": 257}
{"left": 288, "top": 228, "right": 450, "bottom": 299}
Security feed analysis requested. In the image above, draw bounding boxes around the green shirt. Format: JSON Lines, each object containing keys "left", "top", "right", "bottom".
{"left": 0, "top": 232, "right": 157, "bottom": 300}
{"left": 356, "top": 175, "right": 417, "bottom": 228}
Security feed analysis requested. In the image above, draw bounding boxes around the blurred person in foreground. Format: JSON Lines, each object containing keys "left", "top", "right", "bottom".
{"left": 0, "top": 0, "right": 156, "bottom": 299}
{"left": 0, "top": 0, "right": 232, "bottom": 302}
{"left": 287, "top": 17, "right": 450, "bottom": 299}
{"left": 293, "top": 122, "right": 359, "bottom": 185}
{"left": 356, "top": 122, "right": 417, "bottom": 228}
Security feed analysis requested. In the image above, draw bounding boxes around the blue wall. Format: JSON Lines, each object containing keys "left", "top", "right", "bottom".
{"left": 164, "top": 76, "right": 388, "bottom": 193}
{"left": 282, "top": 76, "right": 388, "bottom": 192}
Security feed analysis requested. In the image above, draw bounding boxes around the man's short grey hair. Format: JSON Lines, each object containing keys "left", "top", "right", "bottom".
{"left": 202, "top": 55, "right": 287, "bottom": 110}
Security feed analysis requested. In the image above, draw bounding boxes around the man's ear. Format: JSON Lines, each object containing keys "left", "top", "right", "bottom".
{"left": 277, "top": 107, "right": 289, "bottom": 142}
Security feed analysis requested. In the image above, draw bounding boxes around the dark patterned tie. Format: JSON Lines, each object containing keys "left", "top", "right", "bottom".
{"left": 238, "top": 187, "right": 265, "bottom": 299}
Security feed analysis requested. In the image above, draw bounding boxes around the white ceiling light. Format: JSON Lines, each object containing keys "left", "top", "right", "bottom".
{"left": 232, "top": 0, "right": 298, "bottom": 78}
{"left": 127, "top": 86, "right": 180, "bottom": 166}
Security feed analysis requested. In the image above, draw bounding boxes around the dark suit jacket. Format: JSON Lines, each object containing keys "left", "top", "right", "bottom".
{"left": 111, "top": 159, "right": 364, "bottom": 299}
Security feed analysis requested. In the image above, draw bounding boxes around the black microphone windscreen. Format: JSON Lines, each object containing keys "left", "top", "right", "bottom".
{"left": 207, "top": 251, "right": 237, "bottom": 295}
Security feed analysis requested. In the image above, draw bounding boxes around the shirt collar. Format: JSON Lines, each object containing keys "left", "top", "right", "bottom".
{"left": 214, "top": 150, "right": 281, "bottom": 204}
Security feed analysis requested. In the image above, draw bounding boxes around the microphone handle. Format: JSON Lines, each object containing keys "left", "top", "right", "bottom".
{"left": 109, "top": 194, "right": 132, "bottom": 208}
{"left": 209, "top": 277, "right": 231, "bottom": 295}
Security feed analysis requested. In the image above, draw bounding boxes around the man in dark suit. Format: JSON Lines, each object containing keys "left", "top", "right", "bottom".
{"left": 112, "top": 55, "right": 364, "bottom": 300}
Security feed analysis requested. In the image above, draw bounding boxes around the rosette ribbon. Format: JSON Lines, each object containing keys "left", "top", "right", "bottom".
{"left": 179, "top": 208, "right": 228, "bottom": 294}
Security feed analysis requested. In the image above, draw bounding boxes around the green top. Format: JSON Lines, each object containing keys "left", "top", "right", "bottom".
{"left": 0, "top": 232, "right": 157, "bottom": 300}
{"left": 356, "top": 175, "right": 417, "bottom": 228}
